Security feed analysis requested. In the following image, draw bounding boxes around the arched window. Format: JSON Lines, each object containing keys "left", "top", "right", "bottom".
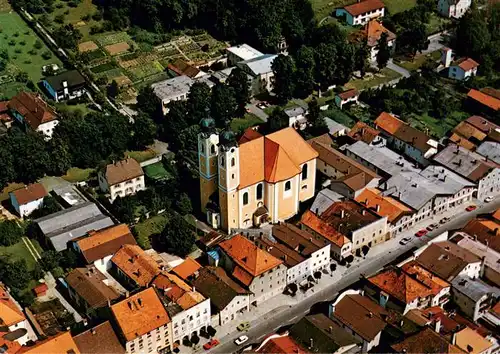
{"left": 285, "top": 181, "right": 291, "bottom": 191}
{"left": 302, "top": 164, "right": 308, "bottom": 180}
{"left": 231, "top": 157, "right": 235, "bottom": 167}
{"left": 200, "top": 143, "right": 205, "bottom": 154}
{"left": 210, "top": 145, "right": 216, "bottom": 155}
{"left": 220, "top": 156, "right": 225, "bottom": 167}
{"left": 243, "top": 192, "right": 249, "bottom": 205}
{"left": 256, "top": 184, "right": 263, "bottom": 200}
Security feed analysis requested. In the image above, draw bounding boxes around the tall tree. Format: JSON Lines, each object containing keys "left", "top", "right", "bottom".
{"left": 162, "top": 101, "right": 189, "bottom": 151}
{"left": 397, "top": 22, "right": 429, "bottom": 59}
{"left": 136, "top": 86, "right": 161, "bottom": 121}
{"left": 0, "top": 140, "right": 15, "bottom": 190}
{"left": 354, "top": 43, "right": 369, "bottom": 77}
{"left": 294, "top": 46, "right": 316, "bottom": 98}
{"left": 211, "top": 83, "right": 236, "bottom": 127}
{"left": 227, "top": 67, "right": 251, "bottom": 116}
{"left": 268, "top": 107, "right": 289, "bottom": 132}
{"left": 158, "top": 213, "right": 195, "bottom": 257}
{"left": 376, "top": 32, "right": 391, "bottom": 69}
{"left": 271, "top": 54, "right": 296, "bottom": 103}
{"left": 314, "top": 43, "right": 337, "bottom": 90}
{"left": 132, "top": 113, "right": 157, "bottom": 149}
{"left": 187, "top": 82, "right": 212, "bottom": 125}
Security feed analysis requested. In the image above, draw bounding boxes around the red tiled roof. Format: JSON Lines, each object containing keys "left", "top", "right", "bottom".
{"left": 19, "top": 331, "right": 80, "bottom": 354}
{"left": 0, "top": 101, "right": 8, "bottom": 113}
{"left": 391, "top": 327, "right": 465, "bottom": 354}
{"left": 344, "top": 0, "right": 385, "bottom": 16}
{"left": 256, "top": 336, "right": 310, "bottom": 353}
{"left": 171, "top": 257, "right": 202, "bottom": 280}
{"left": 347, "top": 121, "right": 381, "bottom": 144}
{"left": 239, "top": 128, "right": 263, "bottom": 144}
{"left": 300, "top": 210, "right": 350, "bottom": 247}
{"left": 105, "top": 158, "right": 144, "bottom": 186}
{"left": 465, "top": 115, "right": 500, "bottom": 133}
{"left": 7, "top": 92, "right": 57, "bottom": 129}
{"left": 11, "top": 183, "right": 47, "bottom": 205}
{"left": 337, "top": 89, "right": 359, "bottom": 100}
{"left": 467, "top": 89, "right": 500, "bottom": 111}
{"left": 111, "top": 245, "right": 160, "bottom": 287}
{"left": 456, "top": 58, "right": 479, "bottom": 72}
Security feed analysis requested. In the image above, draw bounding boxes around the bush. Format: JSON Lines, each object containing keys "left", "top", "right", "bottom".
{"left": 0, "top": 220, "right": 24, "bottom": 246}
{"left": 55, "top": 14, "right": 65, "bottom": 24}
{"left": 92, "top": 12, "right": 103, "bottom": 21}
{"left": 42, "top": 51, "right": 52, "bottom": 60}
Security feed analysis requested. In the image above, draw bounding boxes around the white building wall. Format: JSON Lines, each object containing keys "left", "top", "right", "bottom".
{"left": 125, "top": 323, "right": 172, "bottom": 354}
{"left": 477, "top": 169, "right": 500, "bottom": 201}
{"left": 285, "top": 243, "right": 330, "bottom": 284}
{"left": 8, "top": 319, "right": 37, "bottom": 346}
{"left": 248, "top": 264, "right": 287, "bottom": 305}
{"left": 37, "top": 120, "right": 59, "bottom": 140}
{"left": 109, "top": 176, "right": 145, "bottom": 202}
{"left": 218, "top": 294, "right": 250, "bottom": 326}
{"left": 352, "top": 7, "right": 385, "bottom": 25}
{"left": 18, "top": 198, "right": 44, "bottom": 218}
{"left": 172, "top": 298, "right": 211, "bottom": 342}
{"left": 351, "top": 216, "right": 388, "bottom": 250}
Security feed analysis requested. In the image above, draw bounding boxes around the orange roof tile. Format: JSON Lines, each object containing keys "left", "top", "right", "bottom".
{"left": 111, "top": 245, "right": 160, "bottom": 287}
{"left": 401, "top": 261, "right": 450, "bottom": 296}
{"left": 300, "top": 210, "right": 350, "bottom": 247}
{"left": 391, "top": 327, "right": 466, "bottom": 354}
{"left": 367, "top": 267, "right": 433, "bottom": 303}
{"left": 347, "top": 121, "right": 381, "bottom": 144}
{"left": 492, "top": 208, "right": 500, "bottom": 222}
{"left": 363, "top": 20, "right": 396, "bottom": 47}
{"left": 344, "top": 0, "right": 385, "bottom": 16}
{"left": 455, "top": 327, "right": 493, "bottom": 354}
{"left": 11, "top": 183, "right": 47, "bottom": 205}
{"left": 456, "top": 58, "right": 479, "bottom": 72}
{"left": 453, "top": 121, "right": 487, "bottom": 142}
{"left": 264, "top": 139, "right": 301, "bottom": 183}
{"left": 0, "top": 285, "right": 25, "bottom": 327}
{"left": 449, "top": 133, "right": 477, "bottom": 151}
{"left": 238, "top": 128, "right": 263, "bottom": 144}
{"left": 219, "top": 235, "right": 283, "bottom": 279}
{"left": 7, "top": 91, "right": 57, "bottom": 130}
{"left": 256, "top": 336, "right": 310, "bottom": 353}
{"left": 176, "top": 291, "right": 205, "bottom": 310}
{"left": 374, "top": 112, "right": 404, "bottom": 135}
{"left": 338, "top": 89, "right": 359, "bottom": 100}
{"left": 19, "top": 331, "right": 80, "bottom": 354}
{"left": 111, "top": 288, "right": 170, "bottom": 342}
{"left": 468, "top": 89, "right": 500, "bottom": 111}
{"left": 105, "top": 158, "right": 144, "bottom": 186}
{"left": 171, "top": 257, "right": 202, "bottom": 280}
{"left": 0, "top": 332, "right": 22, "bottom": 354}
{"left": 355, "top": 188, "right": 412, "bottom": 223}
{"left": 232, "top": 265, "right": 254, "bottom": 286}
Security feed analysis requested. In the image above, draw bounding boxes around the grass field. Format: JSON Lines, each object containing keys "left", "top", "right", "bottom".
{"left": 144, "top": 162, "right": 171, "bottom": 181}
{"left": 345, "top": 68, "right": 402, "bottom": 91}
{"left": 0, "top": 81, "right": 29, "bottom": 99}
{"left": 0, "top": 239, "right": 42, "bottom": 270}
{"left": 383, "top": 0, "right": 416, "bottom": 14}
{"left": 231, "top": 113, "right": 264, "bottom": 132}
{"left": 0, "top": 12, "right": 62, "bottom": 83}
{"left": 409, "top": 111, "right": 469, "bottom": 138}
{"left": 62, "top": 167, "right": 94, "bottom": 182}
{"left": 397, "top": 50, "right": 441, "bottom": 72}
{"left": 126, "top": 149, "right": 157, "bottom": 163}
{"left": 133, "top": 214, "right": 169, "bottom": 249}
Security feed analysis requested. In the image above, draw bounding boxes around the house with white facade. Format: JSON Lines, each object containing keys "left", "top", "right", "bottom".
{"left": 451, "top": 275, "right": 500, "bottom": 322}
{"left": 335, "top": 89, "right": 359, "bottom": 109}
{"left": 335, "top": 0, "right": 385, "bottom": 26}
{"left": 217, "top": 234, "right": 287, "bottom": 306}
{"left": 438, "top": 0, "right": 472, "bottom": 18}
{"left": 9, "top": 183, "right": 48, "bottom": 218}
{"left": 7, "top": 91, "right": 59, "bottom": 139}
{"left": 441, "top": 48, "right": 479, "bottom": 80}
{"left": 193, "top": 266, "right": 251, "bottom": 326}
{"left": 42, "top": 70, "right": 86, "bottom": 102}
{"left": 226, "top": 44, "right": 264, "bottom": 67}
{"left": 152, "top": 75, "right": 195, "bottom": 115}
{"left": 111, "top": 287, "right": 173, "bottom": 354}
{"left": 236, "top": 54, "right": 277, "bottom": 96}
{"left": 349, "top": 20, "right": 396, "bottom": 62}
{"left": 284, "top": 105, "right": 307, "bottom": 129}
{"left": 0, "top": 284, "right": 38, "bottom": 346}
{"left": 99, "top": 158, "right": 145, "bottom": 202}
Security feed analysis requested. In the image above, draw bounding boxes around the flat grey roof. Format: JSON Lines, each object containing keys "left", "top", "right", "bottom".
{"left": 238, "top": 54, "right": 277, "bottom": 76}
{"left": 284, "top": 106, "right": 306, "bottom": 118}
{"left": 53, "top": 185, "right": 87, "bottom": 206}
{"left": 152, "top": 75, "right": 194, "bottom": 100}
{"left": 35, "top": 202, "right": 114, "bottom": 251}
{"left": 345, "top": 141, "right": 420, "bottom": 177}
{"left": 310, "top": 189, "right": 344, "bottom": 216}
{"left": 476, "top": 141, "right": 500, "bottom": 165}
{"left": 325, "top": 118, "right": 349, "bottom": 135}
{"left": 226, "top": 44, "right": 263, "bottom": 61}
{"left": 451, "top": 275, "right": 500, "bottom": 302}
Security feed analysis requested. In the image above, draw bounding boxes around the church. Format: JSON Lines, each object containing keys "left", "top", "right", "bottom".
{"left": 198, "top": 118, "right": 318, "bottom": 232}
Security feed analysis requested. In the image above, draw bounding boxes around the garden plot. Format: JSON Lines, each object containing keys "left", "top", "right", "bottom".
{"left": 78, "top": 40, "right": 98, "bottom": 53}
{"left": 105, "top": 42, "right": 130, "bottom": 55}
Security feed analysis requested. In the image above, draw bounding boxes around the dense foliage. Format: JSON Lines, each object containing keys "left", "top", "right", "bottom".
{"left": 158, "top": 213, "right": 196, "bottom": 257}
{"left": 0, "top": 220, "right": 24, "bottom": 247}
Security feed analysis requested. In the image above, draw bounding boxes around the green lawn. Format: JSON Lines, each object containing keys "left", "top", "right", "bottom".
{"left": 311, "top": 0, "right": 414, "bottom": 21}
{"left": 408, "top": 111, "right": 469, "bottom": 138}
{"left": 0, "top": 182, "right": 25, "bottom": 202}
{"left": 62, "top": 167, "right": 94, "bottom": 182}
{"left": 384, "top": 0, "right": 416, "bottom": 14}
{"left": 0, "top": 81, "right": 29, "bottom": 99}
{"left": 0, "top": 12, "right": 62, "bottom": 83}
{"left": 426, "top": 13, "right": 452, "bottom": 35}
{"left": 144, "top": 162, "right": 171, "bottom": 181}
{"left": 396, "top": 50, "right": 441, "bottom": 72}
{"left": 133, "top": 214, "right": 169, "bottom": 249}
{"left": 126, "top": 149, "right": 157, "bottom": 163}
{"left": 230, "top": 113, "right": 264, "bottom": 132}
{"left": 345, "top": 68, "right": 402, "bottom": 91}
{"left": 0, "top": 239, "right": 42, "bottom": 270}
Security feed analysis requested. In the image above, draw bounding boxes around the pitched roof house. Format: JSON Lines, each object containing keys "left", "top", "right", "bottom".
{"left": 73, "top": 321, "right": 125, "bottom": 354}
{"left": 111, "top": 244, "right": 160, "bottom": 289}
{"left": 171, "top": 257, "right": 202, "bottom": 281}
{"left": 391, "top": 327, "right": 465, "bottom": 353}
{"left": 42, "top": 70, "right": 86, "bottom": 102}
{"left": 336, "top": 0, "right": 385, "bottom": 26}
{"left": 19, "top": 331, "right": 80, "bottom": 354}
{"left": 467, "top": 89, "right": 500, "bottom": 112}
{"left": 347, "top": 121, "right": 383, "bottom": 145}
{"left": 438, "top": 0, "right": 472, "bottom": 18}
{"left": 9, "top": 183, "right": 48, "bottom": 218}
{"left": 350, "top": 20, "right": 396, "bottom": 61}
{"left": 99, "top": 158, "right": 145, "bottom": 202}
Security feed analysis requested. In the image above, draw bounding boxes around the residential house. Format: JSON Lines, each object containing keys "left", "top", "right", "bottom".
{"left": 7, "top": 91, "right": 58, "bottom": 139}
{"left": 284, "top": 106, "right": 307, "bottom": 129}
{"left": 415, "top": 241, "right": 482, "bottom": 281}
{"left": 355, "top": 188, "right": 414, "bottom": 237}
{"left": 72, "top": 224, "right": 137, "bottom": 267}
{"left": 226, "top": 44, "right": 264, "bottom": 66}
{"left": 374, "top": 112, "right": 438, "bottom": 165}
{"left": 0, "top": 332, "right": 22, "bottom": 354}
{"left": 167, "top": 59, "right": 207, "bottom": 79}
{"left": 347, "top": 122, "right": 385, "bottom": 146}
{"left": 402, "top": 261, "right": 451, "bottom": 307}
{"left": 0, "top": 284, "right": 37, "bottom": 346}
{"left": 364, "top": 265, "right": 450, "bottom": 315}
{"left": 110, "top": 244, "right": 160, "bottom": 289}
{"left": 467, "top": 88, "right": 500, "bottom": 115}
{"left": 476, "top": 142, "right": 500, "bottom": 165}
{"left": 438, "top": 0, "right": 472, "bottom": 18}
{"left": 309, "top": 189, "right": 344, "bottom": 217}
{"left": 449, "top": 115, "right": 499, "bottom": 151}
{"left": 65, "top": 266, "right": 121, "bottom": 317}
{"left": 253, "top": 334, "right": 310, "bottom": 353}
{"left": 288, "top": 314, "right": 362, "bottom": 354}
{"left": 99, "top": 158, "right": 145, "bottom": 202}
{"left": 335, "top": 0, "right": 385, "bottom": 26}
{"left": 454, "top": 327, "right": 495, "bottom": 354}
{"left": 199, "top": 125, "right": 318, "bottom": 232}
{"left": 9, "top": 183, "right": 48, "bottom": 218}
{"left": 171, "top": 257, "right": 202, "bottom": 282}
{"left": 42, "top": 70, "right": 86, "bottom": 102}
{"left": 325, "top": 118, "right": 350, "bottom": 137}
{"left": 391, "top": 327, "right": 464, "bottom": 353}
{"left": 300, "top": 210, "right": 352, "bottom": 260}
{"left": 152, "top": 75, "right": 195, "bottom": 115}
{"left": 19, "top": 331, "right": 80, "bottom": 354}
{"left": 252, "top": 223, "right": 331, "bottom": 284}
{"left": 151, "top": 272, "right": 211, "bottom": 346}
{"left": 433, "top": 144, "right": 500, "bottom": 200}
{"left": 192, "top": 266, "right": 250, "bottom": 326}
{"left": 329, "top": 291, "right": 388, "bottom": 352}
{"left": 451, "top": 275, "right": 500, "bottom": 322}
{"left": 35, "top": 201, "right": 114, "bottom": 252}
{"left": 0, "top": 100, "right": 13, "bottom": 130}
{"left": 111, "top": 287, "right": 173, "bottom": 354}
{"left": 73, "top": 321, "right": 125, "bottom": 354}
{"left": 335, "top": 89, "right": 359, "bottom": 109}
{"left": 350, "top": 20, "right": 396, "bottom": 62}
{"left": 217, "top": 234, "right": 286, "bottom": 306}
{"left": 236, "top": 54, "right": 277, "bottom": 95}
{"left": 445, "top": 56, "right": 480, "bottom": 81}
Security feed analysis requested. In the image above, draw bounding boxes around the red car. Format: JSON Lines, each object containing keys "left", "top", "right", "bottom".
{"left": 466, "top": 205, "right": 477, "bottom": 212}
{"left": 203, "top": 339, "right": 220, "bottom": 350}
{"left": 415, "top": 229, "right": 428, "bottom": 237}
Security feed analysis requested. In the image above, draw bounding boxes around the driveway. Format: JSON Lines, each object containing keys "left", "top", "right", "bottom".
{"left": 246, "top": 103, "right": 269, "bottom": 122}
{"left": 387, "top": 59, "right": 411, "bottom": 78}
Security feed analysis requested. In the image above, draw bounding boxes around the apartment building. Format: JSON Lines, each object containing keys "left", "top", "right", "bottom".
{"left": 335, "top": 0, "right": 385, "bottom": 26}
{"left": 99, "top": 158, "right": 145, "bottom": 202}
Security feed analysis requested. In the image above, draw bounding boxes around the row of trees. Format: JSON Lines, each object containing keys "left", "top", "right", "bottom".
{"left": 0, "top": 110, "right": 156, "bottom": 190}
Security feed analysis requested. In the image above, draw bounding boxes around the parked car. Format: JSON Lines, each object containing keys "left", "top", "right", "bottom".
{"left": 415, "top": 229, "right": 428, "bottom": 237}
{"left": 440, "top": 217, "right": 450, "bottom": 224}
{"left": 235, "top": 335, "right": 249, "bottom": 346}
{"left": 237, "top": 322, "right": 251, "bottom": 332}
{"left": 203, "top": 339, "right": 220, "bottom": 350}
{"left": 427, "top": 223, "right": 438, "bottom": 231}
{"left": 466, "top": 205, "right": 477, "bottom": 212}
{"left": 485, "top": 196, "right": 494, "bottom": 203}
{"left": 400, "top": 237, "right": 412, "bottom": 245}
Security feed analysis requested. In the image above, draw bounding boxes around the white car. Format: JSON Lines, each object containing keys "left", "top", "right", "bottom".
{"left": 235, "top": 335, "right": 249, "bottom": 346}
{"left": 485, "top": 196, "right": 494, "bottom": 203}
{"left": 399, "top": 237, "right": 412, "bottom": 245}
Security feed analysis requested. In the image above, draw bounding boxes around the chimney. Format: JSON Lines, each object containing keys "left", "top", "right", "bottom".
{"left": 340, "top": 210, "right": 345, "bottom": 218}
{"left": 315, "top": 208, "right": 319, "bottom": 215}
{"left": 192, "top": 286, "right": 196, "bottom": 292}
{"left": 328, "top": 326, "right": 333, "bottom": 333}
{"left": 91, "top": 328, "right": 96, "bottom": 335}
{"left": 434, "top": 318, "right": 441, "bottom": 334}
{"left": 137, "top": 298, "right": 143, "bottom": 307}
{"left": 126, "top": 291, "right": 130, "bottom": 298}
{"left": 368, "top": 312, "right": 373, "bottom": 318}
{"left": 451, "top": 332, "right": 457, "bottom": 345}
{"left": 365, "top": 198, "right": 368, "bottom": 205}
{"left": 362, "top": 209, "right": 366, "bottom": 215}
{"left": 375, "top": 204, "right": 380, "bottom": 212}
{"left": 309, "top": 338, "right": 314, "bottom": 349}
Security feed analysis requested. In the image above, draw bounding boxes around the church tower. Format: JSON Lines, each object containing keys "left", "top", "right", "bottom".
{"left": 218, "top": 130, "right": 240, "bottom": 232}
{"left": 198, "top": 118, "right": 219, "bottom": 214}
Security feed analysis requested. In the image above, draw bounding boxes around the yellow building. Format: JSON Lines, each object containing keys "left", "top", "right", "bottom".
{"left": 198, "top": 122, "right": 318, "bottom": 232}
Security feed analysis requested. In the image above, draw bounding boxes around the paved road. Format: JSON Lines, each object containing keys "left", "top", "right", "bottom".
{"left": 387, "top": 59, "right": 411, "bottom": 78}
{"left": 246, "top": 103, "right": 269, "bottom": 122}
{"left": 209, "top": 198, "right": 500, "bottom": 354}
